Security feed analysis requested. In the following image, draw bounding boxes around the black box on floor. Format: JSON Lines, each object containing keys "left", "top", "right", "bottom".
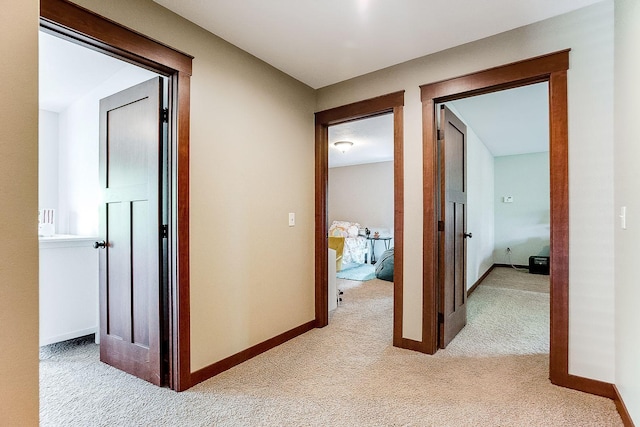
{"left": 529, "top": 256, "right": 550, "bottom": 275}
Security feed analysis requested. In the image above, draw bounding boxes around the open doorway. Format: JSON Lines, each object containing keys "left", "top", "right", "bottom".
{"left": 433, "top": 82, "right": 551, "bottom": 357}
{"left": 314, "top": 91, "right": 406, "bottom": 348}
{"left": 40, "top": 0, "right": 193, "bottom": 391}
{"left": 327, "top": 113, "right": 395, "bottom": 313}
{"left": 38, "top": 27, "right": 169, "bottom": 381}
{"left": 418, "top": 50, "right": 608, "bottom": 395}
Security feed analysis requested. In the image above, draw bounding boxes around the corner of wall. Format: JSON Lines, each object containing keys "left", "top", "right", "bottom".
{"left": 0, "top": 1, "right": 40, "bottom": 424}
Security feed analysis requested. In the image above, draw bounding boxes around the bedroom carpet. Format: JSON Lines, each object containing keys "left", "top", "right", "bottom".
{"left": 40, "top": 268, "right": 621, "bottom": 426}
{"left": 480, "top": 266, "right": 550, "bottom": 294}
{"left": 335, "top": 262, "right": 376, "bottom": 281}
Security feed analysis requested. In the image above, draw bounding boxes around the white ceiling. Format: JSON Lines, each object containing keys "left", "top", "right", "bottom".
{"left": 450, "top": 82, "right": 549, "bottom": 157}
{"left": 329, "top": 114, "right": 393, "bottom": 168}
{"left": 39, "top": 31, "right": 130, "bottom": 112}
{"left": 153, "top": 0, "right": 602, "bottom": 89}
{"left": 40, "top": 1, "right": 556, "bottom": 161}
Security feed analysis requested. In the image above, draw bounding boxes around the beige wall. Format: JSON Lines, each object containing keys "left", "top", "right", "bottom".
{"left": 3, "top": 3, "right": 624, "bottom": 421}
{"left": 0, "top": 1, "right": 40, "bottom": 424}
{"left": 614, "top": 0, "right": 640, "bottom": 422}
{"left": 317, "top": 1, "right": 615, "bottom": 382}
{"left": 70, "top": 0, "right": 317, "bottom": 371}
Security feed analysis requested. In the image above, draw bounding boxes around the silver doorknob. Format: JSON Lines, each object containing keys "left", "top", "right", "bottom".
{"left": 93, "top": 240, "right": 106, "bottom": 249}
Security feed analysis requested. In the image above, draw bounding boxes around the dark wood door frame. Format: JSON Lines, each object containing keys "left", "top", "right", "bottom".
{"left": 40, "top": 0, "right": 193, "bottom": 391}
{"left": 315, "top": 91, "right": 409, "bottom": 348}
{"left": 420, "top": 50, "right": 613, "bottom": 398}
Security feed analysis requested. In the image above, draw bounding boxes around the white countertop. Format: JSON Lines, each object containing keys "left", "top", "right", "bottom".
{"left": 39, "top": 234, "right": 98, "bottom": 248}
{"left": 39, "top": 234, "right": 97, "bottom": 241}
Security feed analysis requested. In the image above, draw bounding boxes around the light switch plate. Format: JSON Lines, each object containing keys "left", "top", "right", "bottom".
{"left": 288, "top": 212, "right": 295, "bottom": 227}
{"left": 503, "top": 196, "right": 514, "bottom": 203}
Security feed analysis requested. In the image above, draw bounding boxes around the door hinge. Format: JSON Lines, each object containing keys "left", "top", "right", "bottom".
{"left": 162, "top": 108, "right": 169, "bottom": 123}
{"left": 437, "top": 129, "right": 442, "bottom": 140}
{"left": 161, "top": 224, "right": 168, "bottom": 239}
{"left": 438, "top": 221, "right": 445, "bottom": 231}
{"left": 438, "top": 312, "right": 444, "bottom": 323}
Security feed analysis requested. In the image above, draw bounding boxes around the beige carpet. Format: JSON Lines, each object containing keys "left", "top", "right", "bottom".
{"left": 441, "top": 268, "right": 550, "bottom": 357}
{"left": 40, "top": 269, "right": 622, "bottom": 426}
{"left": 480, "top": 266, "right": 550, "bottom": 294}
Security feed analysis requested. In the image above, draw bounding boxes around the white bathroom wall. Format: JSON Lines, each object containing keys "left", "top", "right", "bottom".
{"left": 57, "top": 65, "right": 158, "bottom": 236}
{"left": 493, "top": 153, "right": 550, "bottom": 266}
{"left": 38, "top": 109, "right": 59, "bottom": 229}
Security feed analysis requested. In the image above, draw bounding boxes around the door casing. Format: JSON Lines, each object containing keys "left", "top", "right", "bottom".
{"left": 314, "top": 92, "right": 408, "bottom": 348}
{"left": 40, "top": 0, "right": 193, "bottom": 391}
{"left": 421, "top": 50, "right": 614, "bottom": 398}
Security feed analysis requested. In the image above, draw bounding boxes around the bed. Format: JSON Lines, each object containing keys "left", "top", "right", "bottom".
{"left": 328, "top": 220, "right": 368, "bottom": 264}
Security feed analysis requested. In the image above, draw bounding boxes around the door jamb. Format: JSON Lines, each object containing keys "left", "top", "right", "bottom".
{"left": 315, "top": 91, "right": 408, "bottom": 348}
{"left": 40, "top": 0, "right": 193, "bottom": 391}
{"left": 419, "top": 50, "right": 600, "bottom": 393}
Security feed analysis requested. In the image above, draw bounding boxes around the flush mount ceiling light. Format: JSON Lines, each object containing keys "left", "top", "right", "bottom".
{"left": 334, "top": 141, "right": 354, "bottom": 153}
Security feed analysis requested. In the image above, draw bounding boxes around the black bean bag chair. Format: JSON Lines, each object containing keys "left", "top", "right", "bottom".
{"left": 375, "top": 248, "right": 394, "bottom": 282}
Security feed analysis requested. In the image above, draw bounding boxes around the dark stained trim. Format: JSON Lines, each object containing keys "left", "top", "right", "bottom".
{"left": 174, "top": 71, "right": 191, "bottom": 390}
{"left": 420, "top": 50, "right": 569, "bottom": 103}
{"left": 420, "top": 51, "right": 572, "bottom": 385}
{"left": 614, "top": 385, "right": 635, "bottom": 427}
{"left": 563, "top": 375, "right": 615, "bottom": 399}
{"left": 315, "top": 92, "right": 405, "bottom": 126}
{"left": 40, "top": 0, "right": 192, "bottom": 391}
{"left": 40, "top": 0, "right": 192, "bottom": 75}
{"left": 547, "top": 69, "right": 570, "bottom": 388}
{"left": 190, "top": 320, "right": 316, "bottom": 387}
{"left": 314, "top": 119, "right": 329, "bottom": 327}
{"left": 392, "top": 104, "right": 405, "bottom": 348}
{"left": 315, "top": 91, "right": 405, "bottom": 349}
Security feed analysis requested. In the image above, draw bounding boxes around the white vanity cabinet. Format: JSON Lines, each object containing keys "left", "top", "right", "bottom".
{"left": 39, "top": 235, "right": 99, "bottom": 346}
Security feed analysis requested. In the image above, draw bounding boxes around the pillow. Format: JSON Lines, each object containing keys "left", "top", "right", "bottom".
{"left": 329, "top": 220, "right": 361, "bottom": 238}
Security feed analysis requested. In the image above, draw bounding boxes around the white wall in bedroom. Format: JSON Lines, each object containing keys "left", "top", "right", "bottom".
{"left": 465, "top": 122, "right": 496, "bottom": 290}
{"left": 493, "top": 152, "right": 550, "bottom": 266}
{"left": 328, "top": 161, "right": 394, "bottom": 260}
